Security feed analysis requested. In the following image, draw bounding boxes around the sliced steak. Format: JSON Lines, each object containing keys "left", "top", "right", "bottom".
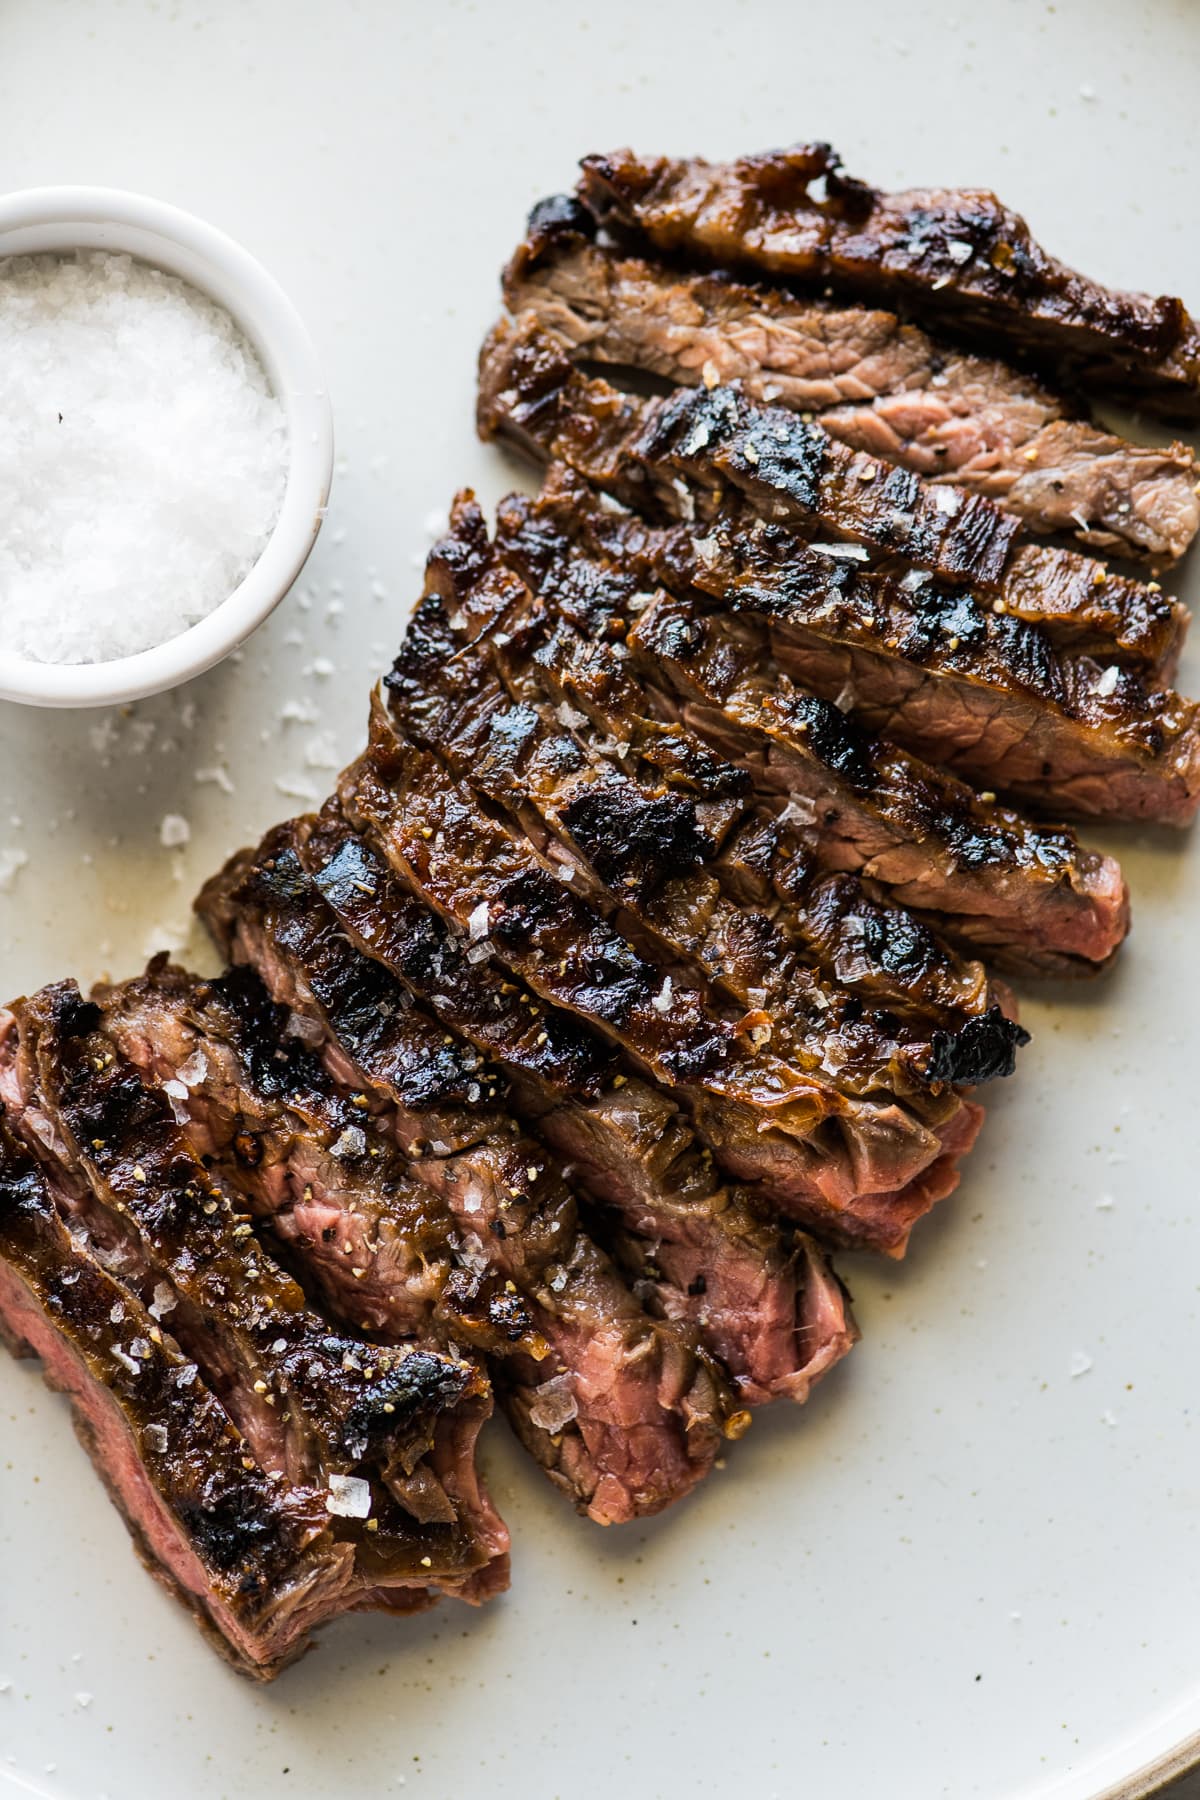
{"left": 340, "top": 692, "right": 982, "bottom": 1251}
{"left": 0, "top": 1121, "right": 371, "bottom": 1678}
{"left": 391, "top": 503, "right": 1015, "bottom": 1138}
{"left": 454, "top": 486, "right": 1005, "bottom": 1027}
{"left": 478, "top": 315, "right": 1186, "bottom": 680}
{"left": 196, "top": 831, "right": 741, "bottom": 1522}
{"left": 300, "top": 807, "right": 856, "bottom": 1384}
{"left": 0, "top": 1004, "right": 508, "bottom": 1668}
{"left": 577, "top": 145, "right": 1200, "bottom": 417}
{"left": 505, "top": 224, "right": 1200, "bottom": 564}
{"left": 97, "top": 959, "right": 544, "bottom": 1365}
{"left": 495, "top": 473, "right": 1129, "bottom": 974}
{"left": 2, "top": 986, "right": 506, "bottom": 1564}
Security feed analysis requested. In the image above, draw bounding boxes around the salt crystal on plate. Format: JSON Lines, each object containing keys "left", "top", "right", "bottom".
{"left": 0, "top": 251, "right": 287, "bottom": 664}
{"left": 0, "top": 848, "right": 27, "bottom": 892}
{"left": 1069, "top": 1349, "right": 1093, "bottom": 1378}
{"left": 194, "top": 765, "right": 235, "bottom": 794}
{"left": 158, "top": 813, "right": 190, "bottom": 849}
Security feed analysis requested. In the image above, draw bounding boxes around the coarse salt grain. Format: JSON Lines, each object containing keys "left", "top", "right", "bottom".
{"left": 0, "top": 848, "right": 27, "bottom": 892}
{"left": 0, "top": 250, "right": 287, "bottom": 664}
{"left": 326, "top": 1473, "right": 372, "bottom": 1519}
{"left": 158, "top": 813, "right": 190, "bottom": 849}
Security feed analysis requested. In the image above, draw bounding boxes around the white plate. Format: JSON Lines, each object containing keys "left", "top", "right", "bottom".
{"left": 2, "top": 2, "right": 1200, "bottom": 1796}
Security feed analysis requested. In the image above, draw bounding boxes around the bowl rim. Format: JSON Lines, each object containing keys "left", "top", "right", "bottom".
{"left": 0, "top": 184, "right": 334, "bottom": 709}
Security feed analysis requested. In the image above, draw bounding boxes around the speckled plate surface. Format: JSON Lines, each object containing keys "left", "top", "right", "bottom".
{"left": 3, "top": 3, "right": 1200, "bottom": 1796}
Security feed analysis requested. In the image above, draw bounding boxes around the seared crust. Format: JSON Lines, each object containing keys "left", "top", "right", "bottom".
{"left": 577, "top": 145, "right": 1200, "bottom": 416}
{"left": 491, "top": 470, "right": 1129, "bottom": 976}
{"left": 197, "top": 832, "right": 739, "bottom": 1521}
{"left": 301, "top": 807, "right": 856, "bottom": 1387}
{"left": 476, "top": 321, "right": 1200, "bottom": 820}
{"left": 504, "top": 228, "right": 1200, "bottom": 566}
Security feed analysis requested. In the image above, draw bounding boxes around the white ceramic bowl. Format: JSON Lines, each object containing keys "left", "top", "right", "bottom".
{"left": 0, "top": 186, "right": 334, "bottom": 708}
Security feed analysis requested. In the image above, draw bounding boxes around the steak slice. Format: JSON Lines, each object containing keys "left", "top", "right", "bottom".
{"left": 341, "top": 693, "right": 980, "bottom": 1251}
{"left": 496, "top": 473, "right": 1129, "bottom": 975}
{"left": 196, "top": 830, "right": 741, "bottom": 1522}
{"left": 577, "top": 145, "right": 1200, "bottom": 417}
{"left": 0, "top": 1121, "right": 369, "bottom": 1678}
{"left": 392, "top": 502, "right": 1016, "bottom": 1133}
{"left": 505, "top": 222, "right": 1200, "bottom": 565}
{"left": 98, "top": 959, "right": 545, "bottom": 1366}
{"left": 0, "top": 1000, "right": 509, "bottom": 1671}
{"left": 454, "top": 487, "right": 1005, "bottom": 1028}
{"left": 302, "top": 802, "right": 857, "bottom": 1384}
{"left": 478, "top": 316, "right": 1186, "bottom": 681}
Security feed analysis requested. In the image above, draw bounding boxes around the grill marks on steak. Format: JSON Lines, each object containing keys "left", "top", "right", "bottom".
{"left": 478, "top": 315, "right": 1185, "bottom": 680}
{"left": 0, "top": 1122, "right": 346, "bottom": 1678}
{"left": 490, "top": 486, "right": 1014, "bottom": 1012}
{"left": 495, "top": 472, "right": 1129, "bottom": 976}
{"left": 301, "top": 808, "right": 856, "bottom": 1389}
{"left": 196, "top": 829, "right": 740, "bottom": 1522}
{"left": 399, "top": 497, "right": 1012, "bottom": 1125}
{"left": 299, "top": 805, "right": 855, "bottom": 1385}
{"left": 576, "top": 145, "right": 1200, "bottom": 417}
{"left": 504, "top": 227, "right": 1200, "bottom": 565}
{"left": 477, "top": 327, "right": 1200, "bottom": 821}
{"left": 343, "top": 688, "right": 984, "bottom": 1250}
{"left": 0, "top": 1001, "right": 508, "bottom": 1674}
{"left": 97, "top": 960, "right": 544, "bottom": 1367}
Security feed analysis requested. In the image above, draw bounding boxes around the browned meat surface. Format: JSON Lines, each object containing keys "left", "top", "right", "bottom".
{"left": 301, "top": 807, "right": 856, "bottom": 1392}
{"left": 578, "top": 145, "right": 1200, "bottom": 417}
{"left": 478, "top": 327, "right": 1200, "bottom": 821}
{"left": 197, "top": 831, "right": 741, "bottom": 1521}
{"left": 505, "top": 222, "right": 1200, "bottom": 564}
{"left": 0, "top": 1010, "right": 508, "bottom": 1677}
{"left": 449, "top": 487, "right": 1006, "bottom": 1026}
{"left": 338, "top": 688, "right": 982, "bottom": 1251}
{"left": 478, "top": 316, "right": 1186, "bottom": 680}
{"left": 97, "top": 960, "right": 546, "bottom": 1365}
{"left": 492, "top": 471, "right": 1129, "bottom": 975}
{"left": 390, "top": 497, "right": 1020, "bottom": 1133}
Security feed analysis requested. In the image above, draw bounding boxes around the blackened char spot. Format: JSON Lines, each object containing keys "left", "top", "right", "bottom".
{"left": 181, "top": 1488, "right": 294, "bottom": 1583}
{"left": 560, "top": 786, "right": 709, "bottom": 895}
{"left": 732, "top": 413, "right": 829, "bottom": 514}
{"left": 860, "top": 908, "right": 937, "bottom": 981}
{"left": 549, "top": 559, "right": 637, "bottom": 634}
{"left": 47, "top": 988, "right": 102, "bottom": 1040}
{"left": 638, "top": 383, "right": 741, "bottom": 464}
{"left": 788, "top": 695, "right": 876, "bottom": 790}
{"left": 927, "top": 1005, "right": 1030, "bottom": 1086}
{"left": 342, "top": 1350, "right": 473, "bottom": 1452}
{"left": 526, "top": 192, "right": 596, "bottom": 244}
{"left": 897, "top": 583, "right": 989, "bottom": 663}
{"left": 490, "top": 869, "right": 567, "bottom": 949}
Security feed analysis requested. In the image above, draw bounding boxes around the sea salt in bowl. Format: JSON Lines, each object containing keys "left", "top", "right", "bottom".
{"left": 0, "top": 187, "right": 333, "bottom": 707}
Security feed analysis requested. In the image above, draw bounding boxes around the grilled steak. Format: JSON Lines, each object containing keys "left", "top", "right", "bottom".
{"left": 341, "top": 688, "right": 981, "bottom": 1250}
{"left": 97, "top": 959, "right": 545, "bottom": 1365}
{"left": 300, "top": 806, "right": 856, "bottom": 1391}
{"left": 0, "top": 996, "right": 508, "bottom": 1676}
{"left": 448, "top": 488, "right": 1005, "bottom": 1027}
{"left": 478, "top": 327, "right": 1200, "bottom": 820}
{"left": 577, "top": 145, "right": 1200, "bottom": 417}
{"left": 505, "top": 222, "right": 1200, "bottom": 564}
{"left": 0, "top": 1122, "right": 367, "bottom": 1677}
{"left": 391, "top": 498, "right": 1017, "bottom": 1138}
{"left": 197, "top": 830, "right": 741, "bottom": 1521}
{"left": 478, "top": 316, "right": 1186, "bottom": 680}
{"left": 491, "top": 472, "right": 1129, "bottom": 975}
